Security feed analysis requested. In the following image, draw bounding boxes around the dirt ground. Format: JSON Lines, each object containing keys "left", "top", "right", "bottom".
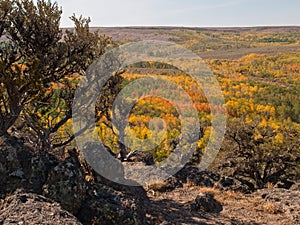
{"left": 144, "top": 186, "right": 299, "bottom": 225}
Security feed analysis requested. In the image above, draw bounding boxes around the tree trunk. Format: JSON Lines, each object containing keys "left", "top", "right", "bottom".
{"left": 118, "top": 141, "right": 127, "bottom": 161}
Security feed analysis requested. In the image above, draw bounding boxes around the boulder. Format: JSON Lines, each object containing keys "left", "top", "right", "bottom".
{"left": 30, "top": 151, "right": 59, "bottom": 193}
{"left": 0, "top": 136, "right": 148, "bottom": 224}
{"left": 78, "top": 182, "right": 147, "bottom": 225}
{"left": 0, "top": 135, "right": 32, "bottom": 197}
{"left": 0, "top": 135, "right": 58, "bottom": 197}
{"left": 0, "top": 189, "right": 82, "bottom": 224}
{"left": 190, "top": 192, "right": 223, "bottom": 213}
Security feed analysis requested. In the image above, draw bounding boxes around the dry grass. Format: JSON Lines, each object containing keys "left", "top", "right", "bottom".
{"left": 146, "top": 181, "right": 169, "bottom": 192}
{"left": 257, "top": 202, "right": 284, "bottom": 214}
{"left": 213, "top": 188, "right": 245, "bottom": 203}
{"left": 197, "top": 187, "right": 220, "bottom": 196}
{"left": 143, "top": 184, "right": 295, "bottom": 224}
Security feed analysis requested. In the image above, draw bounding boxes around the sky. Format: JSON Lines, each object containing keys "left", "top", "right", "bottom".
{"left": 54, "top": 0, "right": 300, "bottom": 28}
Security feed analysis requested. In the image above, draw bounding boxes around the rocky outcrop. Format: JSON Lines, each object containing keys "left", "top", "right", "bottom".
{"left": 0, "top": 135, "right": 58, "bottom": 197}
{"left": 0, "top": 135, "right": 32, "bottom": 197}
{"left": 42, "top": 150, "right": 87, "bottom": 215}
{"left": 0, "top": 135, "right": 147, "bottom": 225}
{"left": 78, "top": 183, "right": 147, "bottom": 225}
{"left": 1, "top": 134, "right": 298, "bottom": 225}
{"left": 0, "top": 189, "right": 82, "bottom": 224}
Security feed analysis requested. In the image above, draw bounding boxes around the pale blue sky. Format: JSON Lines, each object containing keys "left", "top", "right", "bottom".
{"left": 54, "top": 0, "right": 300, "bottom": 27}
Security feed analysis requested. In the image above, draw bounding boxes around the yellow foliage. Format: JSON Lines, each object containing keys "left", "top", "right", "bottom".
{"left": 274, "top": 133, "right": 284, "bottom": 144}
{"left": 259, "top": 118, "right": 268, "bottom": 127}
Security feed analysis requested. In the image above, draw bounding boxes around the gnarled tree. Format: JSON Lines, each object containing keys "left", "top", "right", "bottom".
{"left": 219, "top": 118, "right": 300, "bottom": 189}
{"left": 0, "top": 0, "right": 114, "bottom": 150}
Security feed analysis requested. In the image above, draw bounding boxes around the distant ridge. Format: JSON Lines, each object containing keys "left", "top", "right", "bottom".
{"left": 62, "top": 26, "right": 300, "bottom": 33}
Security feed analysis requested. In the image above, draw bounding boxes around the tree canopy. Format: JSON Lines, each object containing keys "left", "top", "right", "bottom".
{"left": 0, "top": 0, "right": 113, "bottom": 149}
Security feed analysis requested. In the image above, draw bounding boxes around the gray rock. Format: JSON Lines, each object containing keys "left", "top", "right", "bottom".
{"left": 42, "top": 150, "right": 86, "bottom": 215}
{"left": 30, "top": 151, "right": 59, "bottom": 193}
{"left": 0, "top": 189, "right": 82, "bottom": 224}
{"left": 0, "top": 135, "right": 33, "bottom": 197}
{"left": 9, "top": 168, "right": 24, "bottom": 178}
{"left": 0, "top": 136, "right": 148, "bottom": 224}
{"left": 77, "top": 182, "right": 147, "bottom": 225}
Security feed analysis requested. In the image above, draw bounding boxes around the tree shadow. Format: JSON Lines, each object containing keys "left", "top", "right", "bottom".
{"left": 144, "top": 197, "right": 259, "bottom": 225}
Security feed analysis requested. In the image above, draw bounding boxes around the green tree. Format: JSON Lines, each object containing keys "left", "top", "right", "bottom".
{"left": 220, "top": 118, "right": 300, "bottom": 189}
{"left": 0, "top": 0, "right": 112, "bottom": 149}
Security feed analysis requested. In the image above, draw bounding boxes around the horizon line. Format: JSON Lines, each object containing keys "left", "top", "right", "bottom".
{"left": 60, "top": 25, "right": 300, "bottom": 29}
